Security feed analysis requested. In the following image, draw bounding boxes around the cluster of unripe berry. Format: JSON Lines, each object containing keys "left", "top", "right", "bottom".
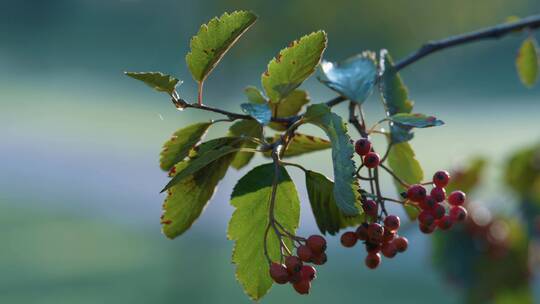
{"left": 269, "top": 235, "right": 327, "bottom": 294}
{"left": 340, "top": 215, "right": 408, "bottom": 269}
{"left": 355, "top": 138, "right": 380, "bottom": 168}
{"left": 407, "top": 170, "right": 468, "bottom": 233}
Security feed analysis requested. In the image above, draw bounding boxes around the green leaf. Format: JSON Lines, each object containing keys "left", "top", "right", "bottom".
{"left": 161, "top": 141, "right": 235, "bottom": 239}
{"left": 304, "top": 104, "right": 360, "bottom": 216}
{"left": 125, "top": 72, "right": 180, "bottom": 96}
{"left": 161, "top": 137, "right": 241, "bottom": 192}
{"left": 228, "top": 164, "right": 300, "bottom": 300}
{"left": 186, "top": 11, "right": 257, "bottom": 82}
{"left": 379, "top": 50, "right": 415, "bottom": 143}
{"left": 269, "top": 89, "right": 310, "bottom": 131}
{"left": 265, "top": 133, "right": 331, "bottom": 158}
{"left": 159, "top": 122, "right": 212, "bottom": 171}
{"left": 244, "top": 86, "right": 267, "bottom": 104}
{"left": 380, "top": 51, "right": 413, "bottom": 115}
{"left": 516, "top": 37, "right": 539, "bottom": 87}
{"left": 262, "top": 31, "right": 327, "bottom": 103}
{"left": 228, "top": 120, "right": 263, "bottom": 170}
{"left": 240, "top": 103, "right": 272, "bottom": 125}
{"left": 320, "top": 51, "right": 377, "bottom": 104}
{"left": 389, "top": 113, "right": 444, "bottom": 128}
{"left": 387, "top": 141, "right": 424, "bottom": 219}
{"left": 305, "top": 170, "right": 364, "bottom": 235}
{"left": 505, "top": 143, "right": 540, "bottom": 203}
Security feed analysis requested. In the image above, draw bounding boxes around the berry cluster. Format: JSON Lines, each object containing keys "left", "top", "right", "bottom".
{"left": 340, "top": 215, "right": 408, "bottom": 269}
{"left": 269, "top": 235, "right": 327, "bottom": 294}
{"left": 407, "top": 170, "right": 468, "bottom": 233}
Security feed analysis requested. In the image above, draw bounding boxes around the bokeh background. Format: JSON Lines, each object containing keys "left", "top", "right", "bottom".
{"left": 2, "top": 0, "right": 540, "bottom": 303}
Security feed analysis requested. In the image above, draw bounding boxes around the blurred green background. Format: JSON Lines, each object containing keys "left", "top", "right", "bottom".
{"left": 1, "top": 0, "right": 540, "bottom": 303}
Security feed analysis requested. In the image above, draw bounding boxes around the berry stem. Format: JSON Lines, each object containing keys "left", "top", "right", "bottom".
{"left": 379, "top": 163, "right": 409, "bottom": 188}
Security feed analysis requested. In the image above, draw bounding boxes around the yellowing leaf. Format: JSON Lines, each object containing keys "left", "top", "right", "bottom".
{"left": 269, "top": 89, "right": 310, "bottom": 131}
{"left": 186, "top": 11, "right": 257, "bottom": 82}
{"left": 262, "top": 31, "right": 327, "bottom": 103}
{"left": 159, "top": 122, "right": 212, "bottom": 171}
{"left": 516, "top": 37, "right": 539, "bottom": 87}
{"left": 228, "top": 164, "right": 300, "bottom": 300}
{"left": 161, "top": 139, "right": 235, "bottom": 239}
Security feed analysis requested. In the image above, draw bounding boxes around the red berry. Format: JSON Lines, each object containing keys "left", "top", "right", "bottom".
{"left": 269, "top": 263, "right": 289, "bottom": 284}
{"left": 450, "top": 205, "right": 468, "bottom": 222}
{"left": 448, "top": 191, "right": 466, "bottom": 206}
{"left": 368, "top": 223, "right": 385, "bottom": 243}
{"left": 384, "top": 215, "right": 400, "bottom": 232}
{"left": 306, "top": 235, "right": 327, "bottom": 253}
{"left": 419, "top": 222, "right": 436, "bottom": 234}
{"left": 365, "top": 241, "right": 381, "bottom": 253}
{"left": 382, "top": 229, "right": 396, "bottom": 243}
{"left": 355, "top": 138, "right": 372, "bottom": 156}
{"left": 363, "top": 199, "right": 378, "bottom": 217}
{"left": 407, "top": 184, "right": 427, "bottom": 203}
{"left": 364, "top": 152, "right": 380, "bottom": 168}
{"left": 393, "top": 236, "right": 408, "bottom": 253}
{"left": 418, "top": 210, "right": 435, "bottom": 226}
{"left": 285, "top": 256, "right": 302, "bottom": 274}
{"left": 355, "top": 223, "right": 369, "bottom": 240}
{"left": 293, "top": 279, "right": 311, "bottom": 295}
{"left": 297, "top": 245, "right": 313, "bottom": 262}
{"left": 311, "top": 252, "right": 327, "bottom": 265}
{"left": 381, "top": 242, "right": 398, "bottom": 258}
{"left": 365, "top": 253, "right": 381, "bottom": 269}
{"left": 431, "top": 203, "right": 446, "bottom": 220}
{"left": 300, "top": 265, "right": 317, "bottom": 281}
{"left": 340, "top": 231, "right": 358, "bottom": 247}
{"left": 430, "top": 187, "right": 446, "bottom": 203}
{"left": 420, "top": 195, "right": 437, "bottom": 210}
{"left": 437, "top": 216, "right": 453, "bottom": 230}
{"left": 288, "top": 271, "right": 301, "bottom": 283}
{"left": 433, "top": 170, "right": 450, "bottom": 188}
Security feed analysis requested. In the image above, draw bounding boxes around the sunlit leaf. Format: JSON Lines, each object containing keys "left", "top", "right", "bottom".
{"left": 262, "top": 31, "right": 327, "bottom": 103}
{"left": 186, "top": 11, "right": 257, "bottom": 82}
{"left": 389, "top": 113, "right": 444, "bottom": 128}
{"left": 304, "top": 104, "right": 360, "bottom": 216}
{"left": 240, "top": 103, "right": 272, "bottom": 125}
{"left": 387, "top": 141, "right": 423, "bottom": 219}
{"left": 264, "top": 133, "right": 331, "bottom": 158}
{"left": 159, "top": 122, "right": 212, "bottom": 171}
{"left": 516, "top": 37, "right": 539, "bottom": 87}
{"left": 125, "top": 72, "right": 180, "bottom": 96}
{"left": 305, "top": 170, "right": 364, "bottom": 235}
{"left": 269, "top": 90, "right": 309, "bottom": 130}
{"left": 244, "top": 86, "right": 267, "bottom": 104}
{"left": 161, "top": 139, "right": 235, "bottom": 238}
{"left": 161, "top": 137, "right": 242, "bottom": 192}
{"left": 228, "top": 164, "right": 300, "bottom": 300}
{"left": 320, "top": 51, "right": 377, "bottom": 104}
{"left": 228, "top": 120, "right": 263, "bottom": 169}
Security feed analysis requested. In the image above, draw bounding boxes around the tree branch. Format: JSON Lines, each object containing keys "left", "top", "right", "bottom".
{"left": 394, "top": 14, "right": 540, "bottom": 71}
{"left": 172, "top": 15, "right": 540, "bottom": 123}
